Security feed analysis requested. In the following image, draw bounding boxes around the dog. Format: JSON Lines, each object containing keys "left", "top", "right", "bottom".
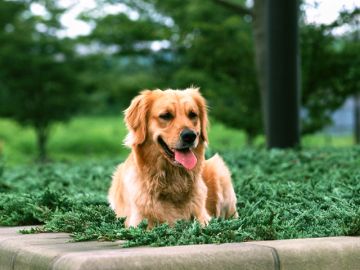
{"left": 108, "top": 88, "right": 238, "bottom": 228}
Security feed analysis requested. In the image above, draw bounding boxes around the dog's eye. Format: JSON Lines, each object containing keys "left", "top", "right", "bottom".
{"left": 188, "top": 111, "right": 198, "bottom": 119}
{"left": 159, "top": 112, "right": 173, "bottom": 120}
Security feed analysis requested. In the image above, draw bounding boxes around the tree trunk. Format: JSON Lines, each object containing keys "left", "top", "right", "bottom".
{"left": 246, "top": 133, "right": 254, "bottom": 146}
{"left": 35, "top": 125, "right": 49, "bottom": 163}
{"left": 354, "top": 94, "right": 360, "bottom": 144}
{"left": 252, "top": 0, "right": 267, "bottom": 123}
{"left": 264, "top": 0, "right": 300, "bottom": 148}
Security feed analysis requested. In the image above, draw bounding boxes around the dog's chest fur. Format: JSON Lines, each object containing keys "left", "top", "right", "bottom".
{"left": 133, "top": 165, "right": 199, "bottom": 223}
{"left": 150, "top": 168, "right": 195, "bottom": 202}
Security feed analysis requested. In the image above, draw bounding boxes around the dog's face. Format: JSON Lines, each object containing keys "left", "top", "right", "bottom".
{"left": 124, "top": 88, "right": 208, "bottom": 170}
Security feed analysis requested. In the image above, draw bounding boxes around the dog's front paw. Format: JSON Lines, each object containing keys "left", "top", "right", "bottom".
{"left": 197, "top": 211, "right": 211, "bottom": 226}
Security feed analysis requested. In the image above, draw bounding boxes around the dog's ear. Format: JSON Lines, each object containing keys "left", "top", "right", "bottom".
{"left": 124, "top": 90, "right": 152, "bottom": 147}
{"left": 190, "top": 88, "right": 208, "bottom": 143}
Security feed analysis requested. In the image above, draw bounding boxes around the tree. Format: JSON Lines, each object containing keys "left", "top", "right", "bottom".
{"left": 0, "top": 1, "right": 84, "bottom": 161}
{"left": 197, "top": 1, "right": 360, "bottom": 139}
{"left": 181, "top": 1, "right": 359, "bottom": 139}
{"left": 84, "top": 0, "right": 359, "bottom": 142}
{"left": 300, "top": 9, "right": 360, "bottom": 134}
{"left": 76, "top": 5, "right": 174, "bottom": 112}
{"left": 117, "top": 0, "right": 262, "bottom": 142}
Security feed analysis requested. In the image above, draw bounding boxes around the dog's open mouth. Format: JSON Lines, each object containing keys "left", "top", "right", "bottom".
{"left": 158, "top": 137, "right": 197, "bottom": 170}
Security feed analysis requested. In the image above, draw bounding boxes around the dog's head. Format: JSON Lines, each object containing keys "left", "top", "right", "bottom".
{"left": 124, "top": 88, "right": 208, "bottom": 170}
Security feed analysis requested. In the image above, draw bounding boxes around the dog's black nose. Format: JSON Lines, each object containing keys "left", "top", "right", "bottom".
{"left": 180, "top": 129, "right": 197, "bottom": 144}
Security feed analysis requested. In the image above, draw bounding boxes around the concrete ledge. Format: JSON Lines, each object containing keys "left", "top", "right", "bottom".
{"left": 0, "top": 227, "right": 359, "bottom": 270}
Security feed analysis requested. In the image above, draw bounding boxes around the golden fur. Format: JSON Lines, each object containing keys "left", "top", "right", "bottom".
{"left": 108, "top": 88, "right": 238, "bottom": 228}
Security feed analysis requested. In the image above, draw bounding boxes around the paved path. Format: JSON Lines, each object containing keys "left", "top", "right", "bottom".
{"left": 0, "top": 226, "right": 359, "bottom": 270}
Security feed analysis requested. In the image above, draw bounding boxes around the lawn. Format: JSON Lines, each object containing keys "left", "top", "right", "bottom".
{"left": 0, "top": 116, "right": 354, "bottom": 165}
{"left": 0, "top": 148, "right": 359, "bottom": 247}
{"left": 0, "top": 116, "right": 129, "bottom": 165}
{"left": 0, "top": 116, "right": 248, "bottom": 165}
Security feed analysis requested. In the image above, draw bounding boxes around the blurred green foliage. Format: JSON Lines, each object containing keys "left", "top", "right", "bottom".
{"left": 0, "top": 0, "right": 86, "bottom": 161}
{"left": 301, "top": 18, "right": 360, "bottom": 134}
{"left": 0, "top": 0, "right": 359, "bottom": 162}
{"left": 82, "top": 0, "right": 359, "bottom": 140}
{"left": 84, "top": 0, "right": 261, "bottom": 142}
{"left": 1, "top": 148, "right": 359, "bottom": 246}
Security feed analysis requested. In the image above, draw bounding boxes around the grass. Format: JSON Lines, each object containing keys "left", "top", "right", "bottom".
{"left": 0, "top": 148, "right": 359, "bottom": 247}
{"left": 0, "top": 116, "right": 355, "bottom": 165}
{"left": 302, "top": 133, "right": 354, "bottom": 147}
{"left": 0, "top": 116, "right": 129, "bottom": 165}
{"left": 0, "top": 116, "right": 248, "bottom": 165}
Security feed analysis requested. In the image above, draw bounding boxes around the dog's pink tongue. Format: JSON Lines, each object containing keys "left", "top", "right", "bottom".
{"left": 174, "top": 150, "right": 197, "bottom": 170}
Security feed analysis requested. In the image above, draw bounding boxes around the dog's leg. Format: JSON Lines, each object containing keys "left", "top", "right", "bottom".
{"left": 191, "top": 178, "right": 211, "bottom": 226}
{"left": 197, "top": 209, "right": 211, "bottom": 226}
{"left": 126, "top": 209, "right": 142, "bottom": 228}
{"left": 203, "top": 154, "right": 238, "bottom": 219}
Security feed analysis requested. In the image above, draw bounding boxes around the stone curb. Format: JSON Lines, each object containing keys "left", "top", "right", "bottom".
{"left": 0, "top": 226, "right": 359, "bottom": 270}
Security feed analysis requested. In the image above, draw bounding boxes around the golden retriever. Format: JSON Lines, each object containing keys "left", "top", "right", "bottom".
{"left": 108, "top": 88, "right": 238, "bottom": 228}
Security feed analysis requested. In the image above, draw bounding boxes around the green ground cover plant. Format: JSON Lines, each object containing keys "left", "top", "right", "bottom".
{"left": 0, "top": 148, "right": 359, "bottom": 247}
